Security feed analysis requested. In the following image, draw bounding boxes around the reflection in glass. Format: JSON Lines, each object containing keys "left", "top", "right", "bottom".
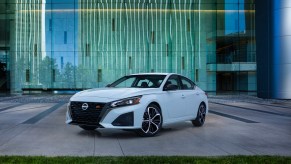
{"left": 1, "top": 0, "right": 256, "bottom": 94}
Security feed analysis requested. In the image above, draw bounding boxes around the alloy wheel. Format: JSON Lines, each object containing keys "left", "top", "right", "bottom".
{"left": 141, "top": 106, "right": 162, "bottom": 135}
{"left": 192, "top": 103, "right": 206, "bottom": 127}
{"left": 198, "top": 104, "right": 206, "bottom": 124}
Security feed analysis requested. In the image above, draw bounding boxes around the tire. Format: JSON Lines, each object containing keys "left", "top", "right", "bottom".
{"left": 79, "top": 125, "right": 97, "bottom": 131}
{"left": 192, "top": 103, "right": 206, "bottom": 127}
{"left": 136, "top": 104, "right": 163, "bottom": 137}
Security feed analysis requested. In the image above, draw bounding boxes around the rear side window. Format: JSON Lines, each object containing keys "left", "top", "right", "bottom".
{"left": 164, "top": 75, "right": 181, "bottom": 90}
{"left": 181, "top": 77, "right": 194, "bottom": 90}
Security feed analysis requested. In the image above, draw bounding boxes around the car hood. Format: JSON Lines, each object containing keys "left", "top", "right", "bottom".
{"left": 70, "top": 87, "right": 160, "bottom": 102}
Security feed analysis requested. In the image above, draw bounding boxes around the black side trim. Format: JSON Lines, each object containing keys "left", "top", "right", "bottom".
{"left": 69, "top": 122, "right": 104, "bottom": 128}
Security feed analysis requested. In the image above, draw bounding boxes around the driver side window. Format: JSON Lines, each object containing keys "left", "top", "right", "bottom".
{"left": 165, "top": 75, "right": 181, "bottom": 90}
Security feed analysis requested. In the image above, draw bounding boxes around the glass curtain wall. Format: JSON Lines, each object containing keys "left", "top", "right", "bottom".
{"left": 0, "top": 0, "right": 255, "bottom": 94}
{"left": 78, "top": 0, "right": 216, "bottom": 90}
{"left": 215, "top": 0, "right": 256, "bottom": 94}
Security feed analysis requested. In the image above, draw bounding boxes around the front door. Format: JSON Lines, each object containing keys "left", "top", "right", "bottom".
{"left": 161, "top": 75, "right": 187, "bottom": 119}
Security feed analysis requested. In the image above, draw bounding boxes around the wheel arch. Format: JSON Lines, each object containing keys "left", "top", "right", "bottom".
{"left": 148, "top": 101, "right": 162, "bottom": 114}
{"left": 200, "top": 101, "right": 208, "bottom": 113}
{"left": 200, "top": 101, "right": 206, "bottom": 106}
{"left": 147, "top": 101, "right": 163, "bottom": 125}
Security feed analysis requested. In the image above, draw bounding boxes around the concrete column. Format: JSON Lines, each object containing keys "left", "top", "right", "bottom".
{"left": 256, "top": 0, "right": 291, "bottom": 99}
{"left": 272, "top": 0, "right": 291, "bottom": 99}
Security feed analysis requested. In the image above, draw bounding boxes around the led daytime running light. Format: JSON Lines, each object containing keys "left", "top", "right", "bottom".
{"left": 110, "top": 96, "right": 142, "bottom": 108}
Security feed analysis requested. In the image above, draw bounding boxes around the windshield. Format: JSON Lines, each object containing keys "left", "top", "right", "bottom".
{"left": 109, "top": 75, "right": 166, "bottom": 88}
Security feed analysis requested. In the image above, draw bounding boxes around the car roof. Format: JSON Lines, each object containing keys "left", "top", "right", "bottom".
{"left": 129, "top": 73, "right": 175, "bottom": 76}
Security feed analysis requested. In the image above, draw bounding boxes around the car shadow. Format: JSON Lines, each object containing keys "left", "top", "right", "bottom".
{"left": 75, "top": 121, "right": 194, "bottom": 139}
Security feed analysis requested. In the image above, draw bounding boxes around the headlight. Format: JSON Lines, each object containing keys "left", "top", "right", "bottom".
{"left": 110, "top": 96, "right": 142, "bottom": 108}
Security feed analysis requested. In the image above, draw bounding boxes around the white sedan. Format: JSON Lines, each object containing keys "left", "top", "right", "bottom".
{"left": 66, "top": 73, "right": 208, "bottom": 137}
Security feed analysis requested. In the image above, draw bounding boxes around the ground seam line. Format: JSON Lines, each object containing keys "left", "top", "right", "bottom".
{"left": 209, "top": 110, "right": 258, "bottom": 123}
{"left": 117, "top": 138, "right": 125, "bottom": 156}
{"left": 210, "top": 102, "right": 290, "bottom": 117}
{"left": 0, "top": 124, "right": 31, "bottom": 148}
{"left": 0, "top": 103, "right": 28, "bottom": 113}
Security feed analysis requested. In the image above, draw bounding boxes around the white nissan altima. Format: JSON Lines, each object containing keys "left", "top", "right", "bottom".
{"left": 66, "top": 73, "right": 208, "bottom": 137}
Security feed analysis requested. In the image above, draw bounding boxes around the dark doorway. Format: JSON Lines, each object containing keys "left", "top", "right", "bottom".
{"left": 0, "top": 51, "right": 9, "bottom": 94}
{"left": 0, "top": 7, "right": 10, "bottom": 94}
{"left": 217, "top": 72, "right": 234, "bottom": 92}
{"left": 216, "top": 72, "right": 249, "bottom": 94}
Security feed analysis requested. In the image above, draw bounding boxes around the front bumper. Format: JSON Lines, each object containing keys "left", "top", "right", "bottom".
{"left": 66, "top": 101, "right": 145, "bottom": 129}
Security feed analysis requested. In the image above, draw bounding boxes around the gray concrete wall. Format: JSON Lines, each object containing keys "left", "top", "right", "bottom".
{"left": 272, "top": 0, "right": 291, "bottom": 99}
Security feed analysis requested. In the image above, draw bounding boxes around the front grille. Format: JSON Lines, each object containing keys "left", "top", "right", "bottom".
{"left": 70, "top": 101, "right": 106, "bottom": 125}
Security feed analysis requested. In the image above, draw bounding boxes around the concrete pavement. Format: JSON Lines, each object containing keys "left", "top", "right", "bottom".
{"left": 0, "top": 95, "right": 290, "bottom": 156}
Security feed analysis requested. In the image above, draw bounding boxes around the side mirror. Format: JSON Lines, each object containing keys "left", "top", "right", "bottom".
{"left": 164, "top": 84, "right": 178, "bottom": 91}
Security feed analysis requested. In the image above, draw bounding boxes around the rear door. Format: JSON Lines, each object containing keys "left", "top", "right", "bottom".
{"left": 179, "top": 76, "right": 201, "bottom": 117}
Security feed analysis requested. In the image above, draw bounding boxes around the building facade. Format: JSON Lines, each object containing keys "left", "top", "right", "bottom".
{"left": 0, "top": 0, "right": 258, "bottom": 96}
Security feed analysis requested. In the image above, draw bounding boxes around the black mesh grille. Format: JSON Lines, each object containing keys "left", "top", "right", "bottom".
{"left": 70, "top": 101, "right": 106, "bottom": 125}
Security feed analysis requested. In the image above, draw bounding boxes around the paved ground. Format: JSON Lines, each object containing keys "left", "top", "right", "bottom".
{"left": 0, "top": 95, "right": 290, "bottom": 156}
